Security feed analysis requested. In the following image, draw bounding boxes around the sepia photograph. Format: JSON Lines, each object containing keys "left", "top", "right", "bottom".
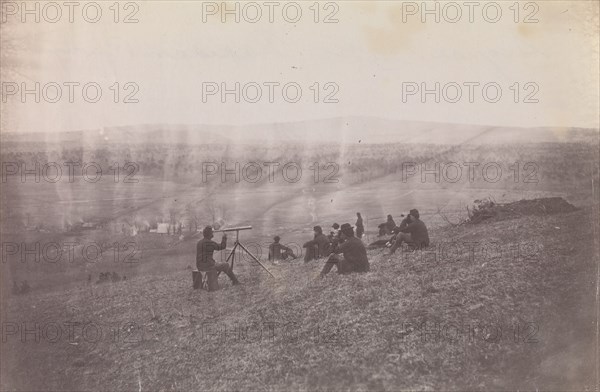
{"left": 1, "top": 1, "right": 599, "bottom": 391}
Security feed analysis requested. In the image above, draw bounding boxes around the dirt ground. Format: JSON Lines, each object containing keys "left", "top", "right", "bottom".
{"left": 1, "top": 198, "right": 597, "bottom": 391}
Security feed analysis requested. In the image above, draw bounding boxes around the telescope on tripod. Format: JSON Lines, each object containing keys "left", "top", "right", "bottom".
{"left": 213, "top": 226, "right": 252, "bottom": 233}
{"left": 214, "top": 226, "right": 274, "bottom": 278}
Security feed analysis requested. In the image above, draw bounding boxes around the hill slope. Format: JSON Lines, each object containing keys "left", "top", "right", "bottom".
{"left": 1, "top": 207, "right": 598, "bottom": 391}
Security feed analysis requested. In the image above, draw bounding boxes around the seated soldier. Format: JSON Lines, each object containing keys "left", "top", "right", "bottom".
{"left": 268, "top": 235, "right": 297, "bottom": 261}
{"left": 368, "top": 215, "right": 408, "bottom": 249}
{"left": 328, "top": 223, "right": 341, "bottom": 247}
{"left": 386, "top": 215, "right": 396, "bottom": 234}
{"left": 320, "top": 223, "right": 370, "bottom": 277}
{"left": 389, "top": 209, "right": 430, "bottom": 254}
{"left": 387, "top": 214, "right": 410, "bottom": 245}
{"left": 332, "top": 223, "right": 340, "bottom": 236}
{"left": 378, "top": 223, "right": 388, "bottom": 237}
{"left": 303, "top": 226, "right": 331, "bottom": 262}
{"left": 378, "top": 215, "right": 397, "bottom": 236}
{"left": 395, "top": 214, "right": 410, "bottom": 232}
{"left": 196, "top": 226, "right": 240, "bottom": 285}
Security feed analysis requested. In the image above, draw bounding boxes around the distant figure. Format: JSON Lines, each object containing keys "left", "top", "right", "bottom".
{"left": 368, "top": 214, "right": 408, "bottom": 249}
{"left": 320, "top": 223, "right": 370, "bottom": 277}
{"left": 328, "top": 223, "right": 341, "bottom": 248}
{"left": 268, "top": 236, "right": 297, "bottom": 261}
{"left": 378, "top": 215, "right": 397, "bottom": 236}
{"left": 330, "top": 223, "right": 340, "bottom": 238}
{"left": 389, "top": 209, "right": 430, "bottom": 254}
{"left": 196, "top": 226, "right": 239, "bottom": 285}
{"left": 303, "top": 226, "right": 331, "bottom": 262}
{"left": 386, "top": 215, "right": 396, "bottom": 233}
{"left": 12, "top": 280, "right": 20, "bottom": 294}
{"left": 356, "top": 213, "right": 364, "bottom": 239}
{"left": 97, "top": 272, "right": 108, "bottom": 284}
{"left": 20, "top": 280, "right": 30, "bottom": 294}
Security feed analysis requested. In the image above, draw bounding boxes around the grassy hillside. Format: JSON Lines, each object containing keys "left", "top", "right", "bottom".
{"left": 2, "top": 206, "right": 597, "bottom": 391}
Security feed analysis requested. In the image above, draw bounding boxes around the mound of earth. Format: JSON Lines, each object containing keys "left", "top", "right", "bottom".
{"left": 468, "top": 197, "right": 578, "bottom": 224}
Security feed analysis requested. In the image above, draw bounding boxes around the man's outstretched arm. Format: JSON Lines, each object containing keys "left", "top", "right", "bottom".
{"left": 216, "top": 235, "right": 227, "bottom": 250}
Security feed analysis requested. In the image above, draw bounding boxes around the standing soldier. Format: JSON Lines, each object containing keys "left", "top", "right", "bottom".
{"left": 356, "top": 212, "right": 364, "bottom": 239}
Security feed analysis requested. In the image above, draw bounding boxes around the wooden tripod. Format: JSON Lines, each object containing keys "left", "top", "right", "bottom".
{"left": 223, "top": 229, "right": 275, "bottom": 278}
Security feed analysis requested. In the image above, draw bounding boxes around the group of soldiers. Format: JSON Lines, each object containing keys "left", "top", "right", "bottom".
{"left": 369, "top": 209, "right": 430, "bottom": 254}
{"left": 195, "top": 209, "right": 429, "bottom": 285}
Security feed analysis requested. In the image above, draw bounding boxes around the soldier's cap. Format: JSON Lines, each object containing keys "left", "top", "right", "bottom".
{"left": 409, "top": 209, "right": 420, "bottom": 219}
{"left": 202, "top": 226, "right": 213, "bottom": 237}
{"left": 340, "top": 223, "right": 354, "bottom": 236}
{"left": 273, "top": 235, "right": 280, "bottom": 242}
{"left": 313, "top": 225, "right": 323, "bottom": 233}
{"left": 332, "top": 223, "right": 340, "bottom": 229}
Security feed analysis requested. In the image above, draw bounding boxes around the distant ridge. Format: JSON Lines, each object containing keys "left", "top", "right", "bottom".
{"left": 2, "top": 117, "right": 598, "bottom": 147}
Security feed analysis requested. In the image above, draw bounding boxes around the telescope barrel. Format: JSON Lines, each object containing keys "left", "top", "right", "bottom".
{"left": 213, "top": 226, "right": 252, "bottom": 233}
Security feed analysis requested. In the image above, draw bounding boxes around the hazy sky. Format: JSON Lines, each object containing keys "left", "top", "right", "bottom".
{"left": 1, "top": 1, "right": 598, "bottom": 133}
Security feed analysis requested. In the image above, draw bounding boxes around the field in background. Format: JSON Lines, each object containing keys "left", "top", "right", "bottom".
{"left": 1, "top": 130, "right": 598, "bottom": 390}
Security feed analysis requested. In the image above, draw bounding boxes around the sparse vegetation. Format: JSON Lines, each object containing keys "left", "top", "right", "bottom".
{"left": 1, "top": 136, "right": 598, "bottom": 391}
{"left": 1, "top": 206, "right": 596, "bottom": 391}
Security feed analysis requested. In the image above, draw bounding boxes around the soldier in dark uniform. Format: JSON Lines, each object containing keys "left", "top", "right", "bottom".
{"left": 303, "top": 226, "right": 331, "bottom": 262}
{"left": 196, "top": 226, "right": 239, "bottom": 285}
{"left": 320, "top": 223, "right": 370, "bottom": 277}
{"left": 386, "top": 215, "right": 396, "bottom": 234}
{"left": 389, "top": 209, "right": 430, "bottom": 254}
{"left": 268, "top": 235, "right": 297, "bottom": 261}
{"left": 328, "top": 223, "right": 341, "bottom": 248}
{"left": 329, "top": 223, "right": 340, "bottom": 239}
{"left": 355, "top": 212, "right": 364, "bottom": 239}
